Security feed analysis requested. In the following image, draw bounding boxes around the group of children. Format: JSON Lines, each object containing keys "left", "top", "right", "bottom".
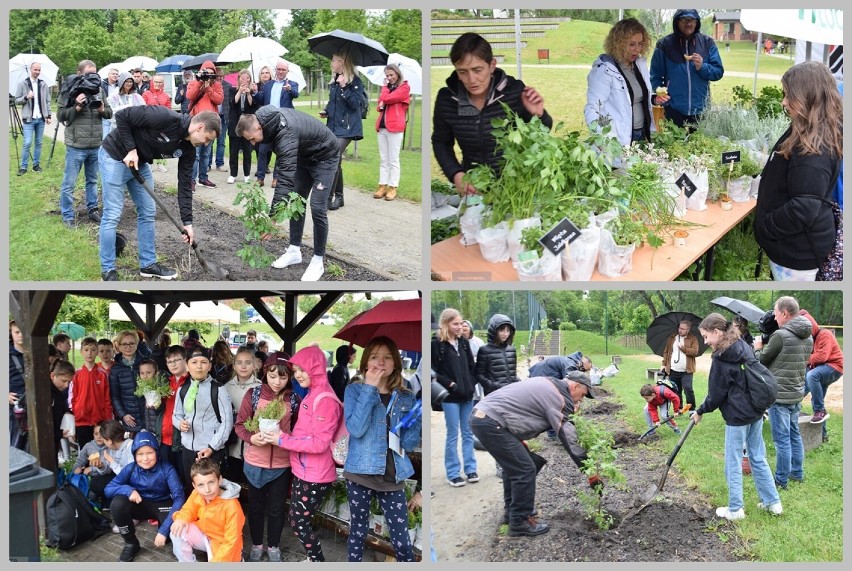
{"left": 52, "top": 331, "right": 422, "bottom": 563}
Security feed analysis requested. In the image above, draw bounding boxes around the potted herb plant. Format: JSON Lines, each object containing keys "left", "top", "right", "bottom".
{"left": 599, "top": 215, "right": 643, "bottom": 277}
{"left": 243, "top": 397, "right": 287, "bottom": 433}
{"left": 133, "top": 373, "right": 172, "bottom": 409}
{"left": 725, "top": 149, "right": 761, "bottom": 202}
{"left": 514, "top": 226, "right": 562, "bottom": 281}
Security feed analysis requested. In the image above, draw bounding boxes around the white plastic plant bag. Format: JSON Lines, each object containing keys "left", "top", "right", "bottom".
{"left": 727, "top": 176, "right": 752, "bottom": 202}
{"left": 515, "top": 250, "right": 562, "bottom": 281}
{"left": 684, "top": 169, "right": 709, "bottom": 211}
{"left": 507, "top": 217, "right": 541, "bottom": 265}
{"left": 749, "top": 175, "right": 761, "bottom": 199}
{"left": 597, "top": 227, "right": 636, "bottom": 278}
{"left": 561, "top": 223, "right": 601, "bottom": 281}
{"left": 477, "top": 222, "right": 510, "bottom": 263}
{"left": 459, "top": 198, "right": 484, "bottom": 246}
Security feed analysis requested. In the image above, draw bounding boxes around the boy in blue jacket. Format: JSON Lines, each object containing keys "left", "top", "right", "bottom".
{"left": 105, "top": 431, "right": 186, "bottom": 561}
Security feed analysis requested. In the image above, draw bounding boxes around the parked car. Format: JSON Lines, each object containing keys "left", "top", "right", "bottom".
{"left": 317, "top": 314, "right": 335, "bottom": 326}
{"left": 247, "top": 315, "right": 264, "bottom": 323}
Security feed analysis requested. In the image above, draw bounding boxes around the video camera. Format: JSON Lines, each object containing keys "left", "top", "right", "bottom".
{"left": 758, "top": 309, "right": 779, "bottom": 346}
{"left": 195, "top": 68, "right": 217, "bottom": 81}
{"left": 66, "top": 72, "right": 103, "bottom": 108}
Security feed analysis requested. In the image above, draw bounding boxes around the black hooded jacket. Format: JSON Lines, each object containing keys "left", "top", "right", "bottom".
{"left": 432, "top": 67, "right": 553, "bottom": 183}
{"left": 432, "top": 335, "right": 476, "bottom": 403}
{"left": 254, "top": 105, "right": 340, "bottom": 212}
{"left": 475, "top": 314, "right": 519, "bottom": 395}
{"left": 695, "top": 338, "right": 763, "bottom": 426}
{"left": 329, "top": 345, "right": 352, "bottom": 402}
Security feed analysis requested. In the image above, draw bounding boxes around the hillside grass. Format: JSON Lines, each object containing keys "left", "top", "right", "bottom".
{"left": 604, "top": 355, "right": 843, "bottom": 562}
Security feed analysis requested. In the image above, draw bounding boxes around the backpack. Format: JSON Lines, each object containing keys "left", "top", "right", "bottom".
{"left": 741, "top": 357, "right": 779, "bottom": 413}
{"left": 654, "top": 381, "right": 676, "bottom": 416}
{"left": 313, "top": 392, "right": 348, "bottom": 466}
{"left": 45, "top": 483, "right": 110, "bottom": 549}
{"left": 179, "top": 379, "right": 222, "bottom": 423}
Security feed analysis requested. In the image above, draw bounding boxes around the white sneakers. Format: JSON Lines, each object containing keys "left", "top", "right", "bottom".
{"left": 244, "top": 176, "right": 252, "bottom": 183}
{"left": 227, "top": 176, "right": 235, "bottom": 184}
{"left": 715, "top": 506, "right": 746, "bottom": 520}
{"left": 757, "top": 502, "right": 783, "bottom": 515}
{"left": 301, "top": 256, "right": 325, "bottom": 281}
{"left": 272, "top": 248, "right": 324, "bottom": 280}
{"left": 272, "top": 246, "right": 302, "bottom": 269}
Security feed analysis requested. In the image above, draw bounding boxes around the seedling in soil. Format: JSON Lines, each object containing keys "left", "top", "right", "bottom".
{"left": 572, "top": 412, "right": 626, "bottom": 530}
{"left": 233, "top": 184, "right": 307, "bottom": 268}
{"left": 326, "top": 263, "right": 345, "bottom": 278}
{"left": 498, "top": 524, "right": 509, "bottom": 536}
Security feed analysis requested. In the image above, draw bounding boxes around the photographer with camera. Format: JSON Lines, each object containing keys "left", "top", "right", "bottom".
{"left": 98, "top": 105, "right": 220, "bottom": 281}
{"left": 13, "top": 61, "right": 52, "bottom": 175}
{"left": 185, "top": 60, "right": 224, "bottom": 190}
{"left": 57, "top": 59, "right": 112, "bottom": 228}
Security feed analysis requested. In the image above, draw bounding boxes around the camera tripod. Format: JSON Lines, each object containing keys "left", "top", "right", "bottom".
{"left": 9, "top": 96, "right": 29, "bottom": 169}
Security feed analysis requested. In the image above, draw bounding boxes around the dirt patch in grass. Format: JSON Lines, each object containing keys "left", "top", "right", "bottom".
{"left": 110, "top": 187, "right": 387, "bottom": 281}
{"left": 482, "top": 390, "right": 747, "bottom": 562}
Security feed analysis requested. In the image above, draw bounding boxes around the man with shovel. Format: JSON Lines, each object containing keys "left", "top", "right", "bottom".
{"left": 470, "top": 371, "right": 601, "bottom": 537}
{"left": 98, "top": 106, "right": 220, "bottom": 281}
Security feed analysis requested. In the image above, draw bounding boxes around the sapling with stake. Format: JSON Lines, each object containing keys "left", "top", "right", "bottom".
{"left": 572, "top": 411, "right": 626, "bottom": 530}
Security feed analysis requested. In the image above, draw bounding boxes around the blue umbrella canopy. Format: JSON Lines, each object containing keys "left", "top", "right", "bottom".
{"left": 156, "top": 54, "right": 194, "bottom": 73}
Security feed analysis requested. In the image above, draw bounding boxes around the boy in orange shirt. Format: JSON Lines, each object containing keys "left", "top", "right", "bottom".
{"left": 170, "top": 458, "right": 245, "bottom": 562}
{"left": 70, "top": 337, "right": 113, "bottom": 447}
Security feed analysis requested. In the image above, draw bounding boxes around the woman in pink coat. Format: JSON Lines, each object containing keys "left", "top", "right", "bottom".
{"left": 261, "top": 345, "right": 342, "bottom": 562}
{"left": 372, "top": 63, "right": 411, "bottom": 202}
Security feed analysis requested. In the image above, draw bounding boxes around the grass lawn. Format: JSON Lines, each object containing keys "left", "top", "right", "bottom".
{"left": 600, "top": 355, "right": 843, "bottom": 562}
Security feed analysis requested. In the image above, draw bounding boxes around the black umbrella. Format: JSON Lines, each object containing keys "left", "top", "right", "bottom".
{"left": 181, "top": 53, "right": 229, "bottom": 71}
{"left": 710, "top": 297, "right": 766, "bottom": 324}
{"left": 646, "top": 311, "right": 709, "bottom": 358}
{"left": 307, "top": 29, "right": 389, "bottom": 66}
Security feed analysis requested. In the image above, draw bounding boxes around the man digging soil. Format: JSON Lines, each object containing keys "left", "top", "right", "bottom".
{"left": 470, "top": 371, "right": 601, "bottom": 536}
{"left": 99, "top": 106, "right": 220, "bottom": 281}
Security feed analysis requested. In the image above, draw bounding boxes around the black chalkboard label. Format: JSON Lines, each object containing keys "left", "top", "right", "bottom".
{"left": 675, "top": 173, "right": 697, "bottom": 198}
{"left": 540, "top": 217, "right": 582, "bottom": 256}
{"left": 722, "top": 150, "right": 741, "bottom": 164}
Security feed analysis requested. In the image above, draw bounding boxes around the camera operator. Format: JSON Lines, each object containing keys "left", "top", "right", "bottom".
{"left": 57, "top": 59, "right": 112, "bottom": 228}
{"left": 185, "top": 60, "right": 223, "bottom": 189}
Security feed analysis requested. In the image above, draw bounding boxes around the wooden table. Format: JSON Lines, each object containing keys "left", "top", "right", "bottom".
{"left": 431, "top": 198, "right": 756, "bottom": 281}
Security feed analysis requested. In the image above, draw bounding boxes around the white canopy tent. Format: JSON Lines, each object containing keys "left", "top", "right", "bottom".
{"left": 108, "top": 301, "right": 240, "bottom": 324}
{"left": 740, "top": 9, "right": 844, "bottom": 92}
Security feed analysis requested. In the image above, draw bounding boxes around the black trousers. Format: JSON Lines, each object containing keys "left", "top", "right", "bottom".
{"left": 228, "top": 135, "right": 253, "bottom": 177}
{"left": 180, "top": 447, "right": 226, "bottom": 495}
{"left": 470, "top": 414, "right": 536, "bottom": 526}
{"left": 669, "top": 370, "right": 695, "bottom": 410}
{"left": 330, "top": 137, "right": 353, "bottom": 201}
{"left": 110, "top": 494, "right": 172, "bottom": 542}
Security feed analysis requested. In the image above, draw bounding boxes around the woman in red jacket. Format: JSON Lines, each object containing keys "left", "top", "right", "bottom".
{"left": 373, "top": 63, "right": 410, "bottom": 202}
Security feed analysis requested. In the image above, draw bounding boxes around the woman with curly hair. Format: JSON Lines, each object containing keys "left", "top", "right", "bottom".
{"left": 754, "top": 61, "right": 843, "bottom": 281}
{"left": 584, "top": 18, "right": 659, "bottom": 147}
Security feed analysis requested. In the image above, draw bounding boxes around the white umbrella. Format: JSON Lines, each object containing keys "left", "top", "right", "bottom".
{"left": 219, "top": 36, "right": 288, "bottom": 64}
{"left": 250, "top": 56, "right": 306, "bottom": 91}
{"left": 357, "top": 52, "right": 422, "bottom": 95}
{"left": 122, "top": 56, "right": 159, "bottom": 71}
{"left": 98, "top": 62, "right": 129, "bottom": 79}
{"left": 9, "top": 53, "right": 59, "bottom": 95}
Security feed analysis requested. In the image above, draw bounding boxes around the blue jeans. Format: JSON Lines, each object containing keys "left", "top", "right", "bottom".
{"left": 102, "top": 118, "right": 112, "bottom": 140}
{"left": 442, "top": 400, "right": 476, "bottom": 479}
{"left": 804, "top": 364, "right": 842, "bottom": 413}
{"left": 98, "top": 148, "right": 156, "bottom": 272}
{"left": 213, "top": 114, "right": 227, "bottom": 167}
{"left": 21, "top": 117, "right": 45, "bottom": 169}
{"left": 192, "top": 141, "right": 211, "bottom": 182}
{"left": 724, "top": 419, "right": 780, "bottom": 511}
{"left": 60, "top": 146, "right": 100, "bottom": 222}
{"left": 768, "top": 402, "right": 805, "bottom": 486}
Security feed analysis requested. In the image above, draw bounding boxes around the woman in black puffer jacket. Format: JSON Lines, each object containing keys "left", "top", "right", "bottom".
{"left": 109, "top": 330, "right": 146, "bottom": 432}
{"left": 475, "top": 314, "right": 519, "bottom": 395}
{"left": 754, "top": 61, "right": 843, "bottom": 281}
{"left": 432, "top": 33, "right": 552, "bottom": 196}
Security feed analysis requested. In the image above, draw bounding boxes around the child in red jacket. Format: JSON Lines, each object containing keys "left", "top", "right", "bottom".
{"left": 640, "top": 383, "right": 682, "bottom": 435}
{"left": 71, "top": 337, "right": 114, "bottom": 448}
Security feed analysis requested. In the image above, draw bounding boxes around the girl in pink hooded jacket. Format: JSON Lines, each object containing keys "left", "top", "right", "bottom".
{"left": 261, "top": 345, "right": 342, "bottom": 562}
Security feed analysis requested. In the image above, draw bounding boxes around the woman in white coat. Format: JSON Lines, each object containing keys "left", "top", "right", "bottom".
{"left": 584, "top": 18, "right": 666, "bottom": 148}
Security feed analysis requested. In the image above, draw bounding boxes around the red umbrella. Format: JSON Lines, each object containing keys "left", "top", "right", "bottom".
{"left": 333, "top": 298, "right": 421, "bottom": 352}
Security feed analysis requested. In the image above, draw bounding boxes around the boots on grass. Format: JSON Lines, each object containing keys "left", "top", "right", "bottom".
{"left": 373, "top": 184, "right": 388, "bottom": 199}
{"left": 384, "top": 186, "right": 398, "bottom": 201}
